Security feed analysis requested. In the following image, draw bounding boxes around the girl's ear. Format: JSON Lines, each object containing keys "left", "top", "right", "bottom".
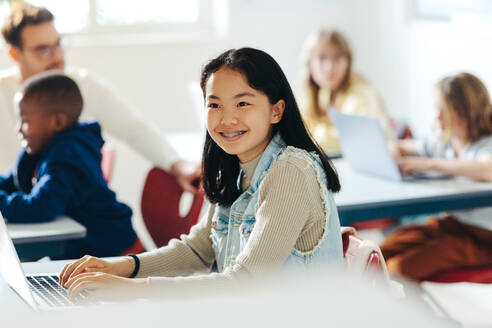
{"left": 271, "top": 100, "right": 285, "bottom": 124}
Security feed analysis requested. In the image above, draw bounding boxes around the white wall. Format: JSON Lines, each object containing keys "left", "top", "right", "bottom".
{"left": 3, "top": 0, "right": 488, "bottom": 247}
{"left": 406, "top": 22, "right": 492, "bottom": 136}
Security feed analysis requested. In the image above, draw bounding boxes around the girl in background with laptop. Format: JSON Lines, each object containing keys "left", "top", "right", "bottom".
{"left": 381, "top": 72, "right": 492, "bottom": 280}
{"left": 299, "top": 28, "right": 390, "bottom": 154}
{"left": 58, "top": 47, "right": 344, "bottom": 300}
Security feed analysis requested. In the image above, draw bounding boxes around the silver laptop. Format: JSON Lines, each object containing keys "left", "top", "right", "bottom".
{"left": 0, "top": 216, "right": 86, "bottom": 311}
{"left": 329, "top": 109, "right": 448, "bottom": 181}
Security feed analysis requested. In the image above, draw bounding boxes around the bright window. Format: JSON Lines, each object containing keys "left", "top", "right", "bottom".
{"left": 95, "top": 0, "right": 199, "bottom": 25}
{"left": 414, "top": 0, "right": 492, "bottom": 24}
{"left": 0, "top": 0, "right": 221, "bottom": 42}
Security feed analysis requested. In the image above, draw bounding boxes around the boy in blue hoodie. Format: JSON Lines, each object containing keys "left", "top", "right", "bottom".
{"left": 0, "top": 71, "right": 140, "bottom": 259}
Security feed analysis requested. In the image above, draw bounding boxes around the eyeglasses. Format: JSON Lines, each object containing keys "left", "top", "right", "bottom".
{"left": 21, "top": 38, "right": 63, "bottom": 60}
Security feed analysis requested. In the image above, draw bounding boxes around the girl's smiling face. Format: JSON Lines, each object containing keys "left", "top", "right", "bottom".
{"left": 205, "top": 67, "right": 284, "bottom": 163}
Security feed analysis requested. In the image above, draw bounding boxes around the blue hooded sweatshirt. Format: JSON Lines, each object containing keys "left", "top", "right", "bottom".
{"left": 0, "top": 122, "right": 137, "bottom": 258}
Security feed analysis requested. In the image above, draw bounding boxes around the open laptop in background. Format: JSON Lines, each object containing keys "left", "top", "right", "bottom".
{"left": 0, "top": 216, "right": 87, "bottom": 311}
{"left": 329, "top": 109, "right": 448, "bottom": 181}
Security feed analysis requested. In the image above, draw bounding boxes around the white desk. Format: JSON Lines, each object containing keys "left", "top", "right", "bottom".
{"left": 8, "top": 217, "right": 86, "bottom": 244}
{"left": 0, "top": 260, "right": 476, "bottom": 327}
{"left": 334, "top": 160, "right": 492, "bottom": 224}
{"left": 421, "top": 281, "right": 492, "bottom": 326}
{"left": 7, "top": 217, "right": 86, "bottom": 260}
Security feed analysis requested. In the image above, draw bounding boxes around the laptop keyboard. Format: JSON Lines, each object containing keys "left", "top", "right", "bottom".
{"left": 26, "top": 275, "right": 86, "bottom": 307}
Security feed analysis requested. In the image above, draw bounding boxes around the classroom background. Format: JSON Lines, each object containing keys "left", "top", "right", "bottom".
{"left": 2, "top": 1, "right": 492, "bottom": 325}
{"left": 1, "top": 0, "right": 491, "bottom": 246}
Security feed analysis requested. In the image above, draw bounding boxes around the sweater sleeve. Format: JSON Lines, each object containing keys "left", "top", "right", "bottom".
{"left": 0, "top": 162, "right": 79, "bottom": 223}
{"left": 142, "top": 157, "right": 321, "bottom": 299}
{"left": 135, "top": 204, "right": 217, "bottom": 278}
{"left": 0, "top": 170, "right": 15, "bottom": 193}
{"left": 74, "top": 70, "right": 180, "bottom": 171}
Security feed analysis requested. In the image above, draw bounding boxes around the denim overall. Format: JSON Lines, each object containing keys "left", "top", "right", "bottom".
{"left": 210, "top": 133, "right": 343, "bottom": 273}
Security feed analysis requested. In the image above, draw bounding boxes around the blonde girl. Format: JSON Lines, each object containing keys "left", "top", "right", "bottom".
{"left": 300, "top": 28, "right": 390, "bottom": 153}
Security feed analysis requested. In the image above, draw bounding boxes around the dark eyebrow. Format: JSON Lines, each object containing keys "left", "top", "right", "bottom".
{"left": 234, "top": 92, "right": 255, "bottom": 99}
{"left": 207, "top": 92, "right": 256, "bottom": 100}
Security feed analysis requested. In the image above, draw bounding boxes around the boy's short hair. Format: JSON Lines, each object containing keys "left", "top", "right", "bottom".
{"left": 1, "top": 2, "right": 54, "bottom": 48}
{"left": 17, "top": 71, "right": 83, "bottom": 125}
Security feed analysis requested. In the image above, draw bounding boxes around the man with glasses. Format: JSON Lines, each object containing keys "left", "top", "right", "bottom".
{"left": 0, "top": 3, "right": 200, "bottom": 193}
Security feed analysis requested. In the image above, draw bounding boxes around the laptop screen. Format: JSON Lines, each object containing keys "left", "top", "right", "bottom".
{"left": 329, "top": 108, "right": 402, "bottom": 180}
{"left": 0, "top": 216, "right": 37, "bottom": 309}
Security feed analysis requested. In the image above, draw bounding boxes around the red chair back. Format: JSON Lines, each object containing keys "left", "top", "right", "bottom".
{"left": 141, "top": 167, "right": 204, "bottom": 247}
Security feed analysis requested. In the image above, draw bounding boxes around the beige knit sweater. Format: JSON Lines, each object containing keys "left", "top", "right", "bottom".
{"left": 135, "top": 153, "right": 328, "bottom": 297}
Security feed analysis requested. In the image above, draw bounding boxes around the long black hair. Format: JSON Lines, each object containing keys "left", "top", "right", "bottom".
{"left": 201, "top": 47, "right": 340, "bottom": 206}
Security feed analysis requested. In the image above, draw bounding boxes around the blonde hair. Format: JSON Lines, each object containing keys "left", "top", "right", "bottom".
{"left": 300, "top": 29, "right": 352, "bottom": 121}
{"left": 437, "top": 72, "right": 492, "bottom": 143}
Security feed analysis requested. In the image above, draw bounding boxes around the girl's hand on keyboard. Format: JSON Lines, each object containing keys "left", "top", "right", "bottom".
{"left": 64, "top": 272, "right": 147, "bottom": 301}
{"left": 59, "top": 255, "right": 134, "bottom": 286}
{"left": 397, "top": 156, "right": 435, "bottom": 174}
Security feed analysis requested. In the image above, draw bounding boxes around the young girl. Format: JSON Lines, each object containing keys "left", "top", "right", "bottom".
{"left": 381, "top": 72, "right": 492, "bottom": 280}
{"left": 59, "top": 47, "right": 343, "bottom": 299}
{"left": 299, "top": 28, "right": 390, "bottom": 153}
